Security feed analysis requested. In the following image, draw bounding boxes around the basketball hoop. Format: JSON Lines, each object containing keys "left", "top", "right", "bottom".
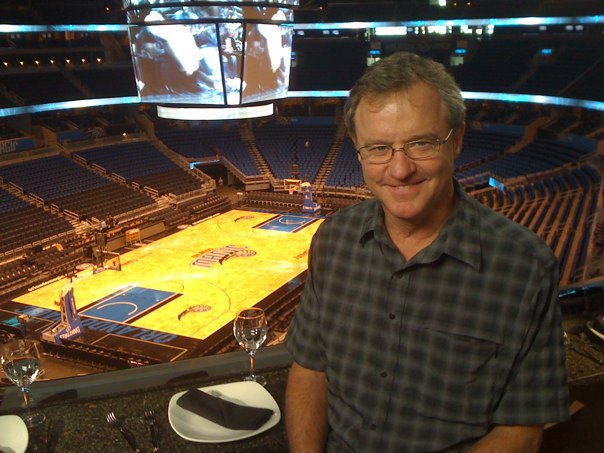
{"left": 284, "top": 178, "right": 301, "bottom": 194}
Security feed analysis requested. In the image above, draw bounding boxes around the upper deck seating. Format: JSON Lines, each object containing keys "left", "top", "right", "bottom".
{"left": 0, "top": 155, "right": 154, "bottom": 219}
{"left": 0, "top": 187, "right": 73, "bottom": 254}
{"left": 0, "top": 71, "right": 84, "bottom": 105}
{"left": 326, "top": 138, "right": 364, "bottom": 188}
{"left": 76, "top": 141, "right": 202, "bottom": 196}
{"left": 255, "top": 122, "right": 336, "bottom": 181}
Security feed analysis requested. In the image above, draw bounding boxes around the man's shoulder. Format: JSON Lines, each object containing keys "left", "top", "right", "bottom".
{"left": 470, "top": 196, "right": 555, "bottom": 262}
{"left": 317, "top": 198, "right": 375, "bottom": 234}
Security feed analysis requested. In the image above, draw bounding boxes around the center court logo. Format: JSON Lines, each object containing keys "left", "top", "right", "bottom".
{"left": 192, "top": 245, "right": 256, "bottom": 268}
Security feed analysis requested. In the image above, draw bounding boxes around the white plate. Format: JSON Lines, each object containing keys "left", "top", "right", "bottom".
{"left": 168, "top": 381, "right": 281, "bottom": 443}
{"left": 0, "top": 415, "right": 28, "bottom": 453}
{"left": 586, "top": 320, "right": 604, "bottom": 342}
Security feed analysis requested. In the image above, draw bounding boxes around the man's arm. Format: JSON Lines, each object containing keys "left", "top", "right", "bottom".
{"left": 285, "top": 361, "right": 329, "bottom": 453}
{"left": 467, "top": 424, "right": 543, "bottom": 453}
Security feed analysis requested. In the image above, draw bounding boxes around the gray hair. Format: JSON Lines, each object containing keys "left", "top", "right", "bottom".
{"left": 344, "top": 52, "right": 466, "bottom": 140}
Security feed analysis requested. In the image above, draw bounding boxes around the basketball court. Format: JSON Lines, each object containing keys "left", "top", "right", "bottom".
{"left": 0, "top": 209, "right": 324, "bottom": 362}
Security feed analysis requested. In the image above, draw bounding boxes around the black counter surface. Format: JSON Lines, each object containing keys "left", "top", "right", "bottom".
{"left": 27, "top": 368, "right": 290, "bottom": 453}
{"left": 3, "top": 315, "right": 604, "bottom": 452}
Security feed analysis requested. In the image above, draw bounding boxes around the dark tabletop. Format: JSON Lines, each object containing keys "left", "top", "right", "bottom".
{"left": 4, "top": 314, "right": 604, "bottom": 453}
{"left": 23, "top": 368, "right": 290, "bottom": 453}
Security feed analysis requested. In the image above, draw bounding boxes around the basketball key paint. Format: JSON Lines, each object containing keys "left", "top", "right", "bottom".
{"left": 15, "top": 306, "right": 178, "bottom": 344}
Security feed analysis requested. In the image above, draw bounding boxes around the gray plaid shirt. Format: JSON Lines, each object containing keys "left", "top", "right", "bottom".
{"left": 286, "top": 180, "right": 569, "bottom": 452}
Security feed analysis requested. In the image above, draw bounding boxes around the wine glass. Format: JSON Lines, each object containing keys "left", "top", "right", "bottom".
{"left": 233, "top": 308, "right": 268, "bottom": 386}
{"left": 1, "top": 339, "right": 46, "bottom": 427}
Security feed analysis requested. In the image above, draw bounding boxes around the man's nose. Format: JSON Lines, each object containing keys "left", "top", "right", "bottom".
{"left": 387, "top": 149, "right": 416, "bottom": 178}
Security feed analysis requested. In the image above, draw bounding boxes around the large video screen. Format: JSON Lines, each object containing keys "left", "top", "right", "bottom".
{"left": 127, "top": 5, "right": 294, "bottom": 23}
{"left": 124, "top": 0, "right": 298, "bottom": 7}
{"left": 129, "top": 23, "right": 224, "bottom": 105}
{"left": 125, "top": 1, "right": 296, "bottom": 107}
{"left": 242, "top": 24, "right": 293, "bottom": 104}
{"left": 220, "top": 23, "right": 244, "bottom": 105}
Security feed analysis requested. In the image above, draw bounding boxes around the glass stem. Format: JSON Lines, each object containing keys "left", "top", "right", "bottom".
{"left": 21, "top": 385, "right": 32, "bottom": 413}
{"left": 248, "top": 349, "right": 256, "bottom": 378}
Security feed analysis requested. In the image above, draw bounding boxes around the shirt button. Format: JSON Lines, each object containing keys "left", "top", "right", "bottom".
{"left": 380, "top": 371, "right": 388, "bottom": 378}
{"left": 389, "top": 313, "right": 396, "bottom": 320}
{"left": 369, "top": 423, "right": 377, "bottom": 430}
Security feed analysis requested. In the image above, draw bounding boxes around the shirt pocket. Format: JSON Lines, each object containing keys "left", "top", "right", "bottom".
{"left": 404, "top": 322, "right": 502, "bottom": 425}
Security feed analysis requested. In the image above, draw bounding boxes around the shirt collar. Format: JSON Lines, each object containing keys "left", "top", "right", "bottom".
{"left": 433, "top": 180, "right": 482, "bottom": 270}
{"left": 359, "top": 199, "right": 383, "bottom": 245}
{"left": 358, "top": 180, "right": 482, "bottom": 270}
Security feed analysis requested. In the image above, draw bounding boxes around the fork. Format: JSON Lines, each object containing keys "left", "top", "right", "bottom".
{"left": 106, "top": 411, "right": 143, "bottom": 452}
{"left": 45, "top": 418, "right": 53, "bottom": 453}
{"left": 564, "top": 332, "right": 604, "bottom": 366}
{"left": 143, "top": 409, "right": 160, "bottom": 452}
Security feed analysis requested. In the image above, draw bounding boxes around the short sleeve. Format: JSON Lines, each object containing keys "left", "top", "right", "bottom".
{"left": 493, "top": 257, "right": 570, "bottom": 425}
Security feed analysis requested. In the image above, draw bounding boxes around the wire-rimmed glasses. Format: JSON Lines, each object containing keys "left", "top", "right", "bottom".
{"left": 233, "top": 308, "right": 268, "bottom": 386}
{"left": 357, "top": 127, "right": 455, "bottom": 164}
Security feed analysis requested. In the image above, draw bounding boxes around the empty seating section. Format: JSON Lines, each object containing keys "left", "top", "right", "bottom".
{"left": 75, "top": 141, "right": 201, "bottom": 195}
{"left": 458, "top": 138, "right": 591, "bottom": 181}
{"left": 545, "top": 115, "right": 579, "bottom": 134}
{"left": 205, "top": 127, "right": 260, "bottom": 176}
{"left": 0, "top": 256, "right": 38, "bottom": 295}
{"left": 0, "top": 122, "right": 23, "bottom": 140}
{"left": 0, "top": 71, "right": 84, "bottom": 105}
{"left": 453, "top": 40, "right": 539, "bottom": 92}
{"left": 565, "top": 59, "right": 604, "bottom": 102}
{"left": 512, "top": 110, "right": 541, "bottom": 126}
{"left": 455, "top": 130, "right": 517, "bottom": 171}
{"left": 34, "top": 3, "right": 123, "bottom": 24}
{"left": 0, "top": 155, "right": 154, "bottom": 219}
{"left": 570, "top": 167, "right": 602, "bottom": 278}
{"left": 176, "top": 192, "right": 231, "bottom": 222}
{"left": 134, "top": 169, "right": 202, "bottom": 196}
{"left": 471, "top": 164, "right": 600, "bottom": 284}
{"left": 0, "top": 187, "right": 73, "bottom": 254}
{"left": 0, "top": 8, "right": 37, "bottom": 24}
{"left": 254, "top": 123, "right": 336, "bottom": 181}
{"left": 326, "top": 138, "right": 364, "bottom": 188}
{"left": 0, "top": 96, "right": 16, "bottom": 108}
{"left": 157, "top": 126, "right": 261, "bottom": 176}
{"left": 53, "top": 184, "right": 153, "bottom": 220}
{"left": 518, "top": 42, "right": 604, "bottom": 97}
{"left": 156, "top": 128, "right": 219, "bottom": 159}
{"left": 247, "top": 191, "right": 304, "bottom": 208}
{"left": 77, "top": 142, "right": 179, "bottom": 180}
{"left": 4, "top": 36, "right": 604, "bottom": 112}
{"left": 0, "top": 188, "right": 28, "bottom": 213}
{"left": 0, "top": 155, "right": 108, "bottom": 200}
{"left": 71, "top": 67, "right": 138, "bottom": 98}
{"left": 142, "top": 192, "right": 230, "bottom": 230}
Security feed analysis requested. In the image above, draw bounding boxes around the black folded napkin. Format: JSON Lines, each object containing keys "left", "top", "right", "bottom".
{"left": 176, "top": 388, "right": 274, "bottom": 431}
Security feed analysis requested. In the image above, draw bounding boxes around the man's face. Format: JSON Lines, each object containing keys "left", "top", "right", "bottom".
{"left": 353, "top": 81, "right": 464, "bottom": 230}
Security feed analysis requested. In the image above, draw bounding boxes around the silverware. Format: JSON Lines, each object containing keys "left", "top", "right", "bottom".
{"left": 46, "top": 418, "right": 53, "bottom": 453}
{"left": 106, "top": 411, "right": 142, "bottom": 453}
{"left": 143, "top": 409, "right": 160, "bottom": 452}
{"left": 564, "top": 332, "right": 604, "bottom": 366}
{"left": 46, "top": 418, "right": 63, "bottom": 453}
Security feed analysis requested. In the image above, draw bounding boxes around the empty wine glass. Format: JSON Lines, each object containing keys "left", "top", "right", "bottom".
{"left": 233, "top": 307, "right": 268, "bottom": 386}
{"left": 1, "top": 339, "right": 46, "bottom": 427}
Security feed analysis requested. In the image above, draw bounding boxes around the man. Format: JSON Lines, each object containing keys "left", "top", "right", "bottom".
{"left": 285, "top": 52, "right": 569, "bottom": 452}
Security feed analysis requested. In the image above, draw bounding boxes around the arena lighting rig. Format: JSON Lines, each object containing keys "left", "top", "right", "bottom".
{"left": 0, "top": 14, "right": 604, "bottom": 117}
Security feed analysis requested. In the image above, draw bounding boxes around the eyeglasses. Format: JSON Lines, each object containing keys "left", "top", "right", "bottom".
{"left": 356, "top": 128, "right": 455, "bottom": 164}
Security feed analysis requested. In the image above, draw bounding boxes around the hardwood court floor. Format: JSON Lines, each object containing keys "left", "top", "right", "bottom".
{"left": 15, "top": 209, "right": 323, "bottom": 341}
